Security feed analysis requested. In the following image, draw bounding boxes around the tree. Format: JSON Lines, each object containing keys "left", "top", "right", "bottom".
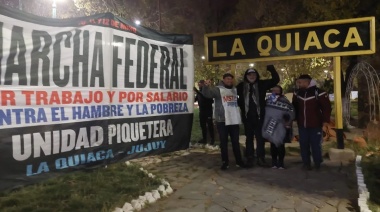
{"left": 303, "top": 0, "right": 380, "bottom": 127}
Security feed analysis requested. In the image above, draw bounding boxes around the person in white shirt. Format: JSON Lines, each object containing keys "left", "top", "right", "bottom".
{"left": 202, "top": 73, "right": 246, "bottom": 170}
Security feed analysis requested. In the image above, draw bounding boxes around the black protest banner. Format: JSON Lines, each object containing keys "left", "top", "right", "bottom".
{"left": 0, "top": 5, "right": 194, "bottom": 190}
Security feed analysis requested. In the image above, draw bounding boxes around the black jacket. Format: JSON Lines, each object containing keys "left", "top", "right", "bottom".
{"left": 237, "top": 66, "right": 280, "bottom": 121}
{"left": 195, "top": 87, "right": 213, "bottom": 116}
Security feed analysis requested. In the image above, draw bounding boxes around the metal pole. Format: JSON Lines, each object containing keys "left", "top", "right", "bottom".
{"left": 231, "top": 64, "right": 236, "bottom": 76}
{"left": 52, "top": 0, "right": 57, "bottom": 18}
{"left": 19, "top": 0, "right": 22, "bottom": 10}
{"left": 333, "top": 56, "right": 344, "bottom": 149}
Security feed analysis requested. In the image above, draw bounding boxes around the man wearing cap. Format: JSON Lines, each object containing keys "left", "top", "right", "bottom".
{"left": 237, "top": 65, "right": 280, "bottom": 167}
{"left": 202, "top": 73, "right": 246, "bottom": 170}
{"left": 194, "top": 80, "right": 215, "bottom": 145}
{"left": 292, "top": 74, "right": 331, "bottom": 170}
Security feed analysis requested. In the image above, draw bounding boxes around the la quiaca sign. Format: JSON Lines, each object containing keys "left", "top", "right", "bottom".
{"left": 204, "top": 17, "right": 375, "bottom": 63}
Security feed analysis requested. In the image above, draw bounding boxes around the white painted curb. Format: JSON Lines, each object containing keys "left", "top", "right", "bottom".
{"left": 113, "top": 161, "right": 173, "bottom": 212}
{"left": 355, "top": 155, "right": 372, "bottom": 212}
{"left": 190, "top": 143, "right": 220, "bottom": 151}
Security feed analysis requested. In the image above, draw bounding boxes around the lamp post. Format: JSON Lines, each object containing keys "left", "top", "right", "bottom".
{"left": 52, "top": 0, "right": 57, "bottom": 18}
{"left": 280, "top": 68, "right": 286, "bottom": 80}
{"left": 19, "top": 0, "right": 22, "bottom": 10}
{"left": 324, "top": 69, "right": 328, "bottom": 77}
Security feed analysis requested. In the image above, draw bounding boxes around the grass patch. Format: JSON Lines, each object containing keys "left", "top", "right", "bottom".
{"left": 338, "top": 133, "right": 380, "bottom": 211}
{"left": 331, "top": 101, "right": 358, "bottom": 117}
{"left": 361, "top": 156, "right": 380, "bottom": 211}
{"left": 191, "top": 108, "right": 202, "bottom": 143}
{"left": 0, "top": 163, "right": 161, "bottom": 212}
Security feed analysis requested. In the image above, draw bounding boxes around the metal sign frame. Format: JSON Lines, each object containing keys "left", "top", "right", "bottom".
{"left": 204, "top": 17, "right": 375, "bottom": 64}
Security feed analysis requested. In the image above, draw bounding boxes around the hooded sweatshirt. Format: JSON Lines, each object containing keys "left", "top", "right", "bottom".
{"left": 237, "top": 67, "right": 280, "bottom": 122}
{"left": 262, "top": 94, "right": 295, "bottom": 147}
{"left": 292, "top": 79, "right": 332, "bottom": 128}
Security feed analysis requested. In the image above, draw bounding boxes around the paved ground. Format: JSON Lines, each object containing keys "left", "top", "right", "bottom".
{"left": 137, "top": 139, "right": 358, "bottom": 212}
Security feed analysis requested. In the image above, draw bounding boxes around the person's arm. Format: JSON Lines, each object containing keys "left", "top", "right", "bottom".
{"left": 318, "top": 91, "right": 332, "bottom": 124}
{"left": 263, "top": 65, "right": 280, "bottom": 90}
{"left": 281, "top": 97, "right": 295, "bottom": 127}
{"left": 201, "top": 81, "right": 220, "bottom": 99}
{"left": 288, "top": 102, "right": 296, "bottom": 121}
{"left": 193, "top": 87, "right": 198, "bottom": 102}
{"left": 194, "top": 86, "right": 202, "bottom": 94}
{"left": 236, "top": 83, "right": 244, "bottom": 109}
{"left": 291, "top": 92, "right": 298, "bottom": 120}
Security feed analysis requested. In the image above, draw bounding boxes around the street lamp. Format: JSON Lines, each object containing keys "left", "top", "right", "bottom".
{"left": 281, "top": 68, "right": 285, "bottom": 72}
{"left": 52, "top": 0, "right": 56, "bottom": 18}
{"left": 324, "top": 70, "right": 329, "bottom": 78}
{"left": 135, "top": 20, "right": 141, "bottom": 25}
{"left": 201, "top": 56, "right": 205, "bottom": 60}
{"left": 249, "top": 63, "right": 254, "bottom": 67}
{"left": 52, "top": 0, "right": 66, "bottom": 18}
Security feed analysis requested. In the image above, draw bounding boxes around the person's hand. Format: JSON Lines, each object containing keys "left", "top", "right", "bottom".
{"left": 204, "top": 79, "right": 211, "bottom": 86}
{"left": 323, "top": 122, "right": 330, "bottom": 128}
{"left": 267, "top": 65, "right": 275, "bottom": 71}
{"left": 193, "top": 86, "right": 198, "bottom": 92}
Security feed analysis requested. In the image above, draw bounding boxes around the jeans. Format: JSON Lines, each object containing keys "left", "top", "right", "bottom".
{"left": 244, "top": 117, "right": 265, "bottom": 160}
{"left": 270, "top": 143, "right": 285, "bottom": 166}
{"left": 216, "top": 122, "right": 244, "bottom": 165}
{"left": 298, "top": 127, "right": 323, "bottom": 166}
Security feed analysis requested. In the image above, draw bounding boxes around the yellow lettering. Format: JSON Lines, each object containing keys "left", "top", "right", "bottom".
{"left": 230, "top": 38, "right": 246, "bottom": 56}
{"left": 295, "top": 32, "right": 300, "bottom": 51}
{"left": 257, "top": 35, "right": 272, "bottom": 56}
{"left": 344, "top": 27, "right": 363, "bottom": 47}
{"left": 275, "top": 33, "right": 291, "bottom": 52}
{"left": 212, "top": 40, "right": 227, "bottom": 57}
{"left": 324, "top": 29, "right": 340, "bottom": 48}
{"left": 304, "top": 31, "right": 322, "bottom": 50}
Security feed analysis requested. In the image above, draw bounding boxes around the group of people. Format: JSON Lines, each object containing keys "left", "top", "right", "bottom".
{"left": 194, "top": 65, "right": 331, "bottom": 171}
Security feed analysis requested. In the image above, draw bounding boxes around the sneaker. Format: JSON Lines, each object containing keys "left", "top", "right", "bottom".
{"left": 278, "top": 161, "right": 285, "bottom": 169}
{"left": 236, "top": 161, "right": 248, "bottom": 168}
{"left": 271, "top": 161, "right": 278, "bottom": 168}
{"left": 221, "top": 163, "right": 229, "bottom": 170}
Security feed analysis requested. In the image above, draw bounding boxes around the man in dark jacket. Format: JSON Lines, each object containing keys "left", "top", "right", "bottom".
{"left": 237, "top": 65, "right": 279, "bottom": 167}
{"left": 292, "top": 74, "right": 331, "bottom": 170}
{"left": 194, "top": 80, "right": 215, "bottom": 144}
